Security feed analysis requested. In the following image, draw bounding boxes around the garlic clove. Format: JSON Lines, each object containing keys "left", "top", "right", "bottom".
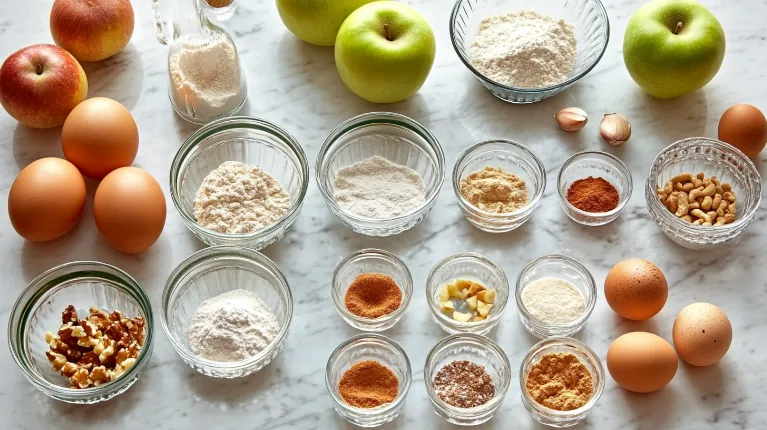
{"left": 600, "top": 113, "right": 631, "bottom": 145}
{"left": 555, "top": 107, "right": 588, "bottom": 131}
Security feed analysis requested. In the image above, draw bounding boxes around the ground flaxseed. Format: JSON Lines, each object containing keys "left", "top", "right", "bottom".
{"left": 433, "top": 360, "right": 495, "bottom": 408}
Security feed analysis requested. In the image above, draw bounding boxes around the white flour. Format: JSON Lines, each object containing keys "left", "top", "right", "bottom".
{"left": 521, "top": 277, "right": 585, "bottom": 324}
{"left": 470, "top": 10, "right": 577, "bottom": 89}
{"left": 333, "top": 155, "right": 426, "bottom": 219}
{"left": 188, "top": 289, "right": 280, "bottom": 362}
{"left": 193, "top": 161, "right": 291, "bottom": 234}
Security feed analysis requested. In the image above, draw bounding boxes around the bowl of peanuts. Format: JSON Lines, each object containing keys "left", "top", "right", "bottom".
{"left": 646, "top": 137, "right": 761, "bottom": 248}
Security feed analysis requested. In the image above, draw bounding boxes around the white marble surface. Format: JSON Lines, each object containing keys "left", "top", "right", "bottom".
{"left": 1, "top": 0, "right": 766, "bottom": 429}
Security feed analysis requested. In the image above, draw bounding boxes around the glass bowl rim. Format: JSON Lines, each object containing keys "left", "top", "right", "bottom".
{"left": 169, "top": 115, "right": 310, "bottom": 240}
{"left": 557, "top": 150, "right": 633, "bottom": 217}
{"left": 160, "top": 245, "right": 294, "bottom": 371}
{"left": 449, "top": 0, "right": 611, "bottom": 93}
{"left": 315, "top": 111, "right": 446, "bottom": 223}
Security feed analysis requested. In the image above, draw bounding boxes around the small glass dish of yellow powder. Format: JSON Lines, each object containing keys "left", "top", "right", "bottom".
{"left": 452, "top": 139, "right": 546, "bottom": 233}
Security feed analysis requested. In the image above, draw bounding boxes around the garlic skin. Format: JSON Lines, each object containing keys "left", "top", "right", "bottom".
{"left": 555, "top": 107, "right": 588, "bottom": 131}
{"left": 600, "top": 113, "right": 632, "bottom": 145}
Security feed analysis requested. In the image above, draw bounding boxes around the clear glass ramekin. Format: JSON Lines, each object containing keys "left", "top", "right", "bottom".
{"left": 170, "top": 116, "right": 309, "bottom": 250}
{"left": 453, "top": 139, "right": 547, "bottom": 232}
{"left": 557, "top": 151, "right": 632, "bottom": 226}
{"left": 332, "top": 249, "right": 413, "bottom": 332}
{"left": 8, "top": 262, "right": 154, "bottom": 404}
{"left": 426, "top": 253, "right": 509, "bottom": 335}
{"left": 450, "top": 0, "right": 610, "bottom": 103}
{"left": 315, "top": 112, "right": 445, "bottom": 237}
{"left": 424, "top": 333, "right": 511, "bottom": 425}
{"left": 646, "top": 137, "right": 761, "bottom": 249}
{"left": 520, "top": 337, "right": 605, "bottom": 427}
{"left": 515, "top": 255, "right": 597, "bottom": 338}
{"left": 161, "top": 246, "right": 293, "bottom": 378}
{"left": 326, "top": 334, "right": 412, "bottom": 427}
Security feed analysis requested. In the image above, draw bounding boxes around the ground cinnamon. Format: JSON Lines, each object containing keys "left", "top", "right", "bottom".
{"left": 566, "top": 176, "right": 619, "bottom": 213}
{"left": 338, "top": 360, "right": 399, "bottom": 408}
{"left": 345, "top": 273, "right": 402, "bottom": 318}
{"left": 525, "top": 352, "right": 593, "bottom": 411}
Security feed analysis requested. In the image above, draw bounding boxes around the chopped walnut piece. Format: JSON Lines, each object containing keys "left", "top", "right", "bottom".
{"left": 62, "top": 305, "right": 78, "bottom": 324}
{"left": 70, "top": 368, "right": 91, "bottom": 389}
{"left": 90, "top": 366, "right": 111, "bottom": 386}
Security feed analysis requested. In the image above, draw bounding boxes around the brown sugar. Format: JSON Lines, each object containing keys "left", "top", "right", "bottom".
{"left": 525, "top": 352, "right": 594, "bottom": 411}
{"left": 338, "top": 360, "right": 399, "bottom": 408}
{"left": 566, "top": 176, "right": 619, "bottom": 213}
{"left": 344, "top": 273, "right": 402, "bottom": 319}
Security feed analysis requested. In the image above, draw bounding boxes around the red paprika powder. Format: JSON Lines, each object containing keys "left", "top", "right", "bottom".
{"left": 566, "top": 177, "right": 620, "bottom": 213}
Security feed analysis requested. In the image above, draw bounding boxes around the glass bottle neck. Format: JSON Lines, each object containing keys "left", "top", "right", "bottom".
{"left": 175, "top": 0, "right": 209, "bottom": 40}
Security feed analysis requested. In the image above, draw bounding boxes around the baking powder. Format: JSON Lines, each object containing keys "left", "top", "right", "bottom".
{"left": 521, "top": 277, "right": 585, "bottom": 324}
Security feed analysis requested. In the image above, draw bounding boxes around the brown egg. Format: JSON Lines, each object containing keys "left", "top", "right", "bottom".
{"left": 673, "top": 303, "right": 732, "bottom": 367}
{"left": 607, "top": 332, "right": 678, "bottom": 393}
{"left": 605, "top": 258, "right": 668, "bottom": 321}
{"left": 62, "top": 97, "right": 139, "bottom": 179}
{"left": 8, "top": 158, "right": 86, "bottom": 242}
{"left": 94, "top": 167, "right": 166, "bottom": 254}
{"left": 718, "top": 104, "right": 767, "bottom": 158}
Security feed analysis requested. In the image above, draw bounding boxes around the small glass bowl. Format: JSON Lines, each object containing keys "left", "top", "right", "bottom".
{"left": 557, "top": 151, "right": 632, "bottom": 226}
{"left": 316, "top": 112, "right": 445, "bottom": 237}
{"left": 8, "top": 262, "right": 154, "bottom": 404}
{"left": 170, "top": 116, "right": 309, "bottom": 250}
{"left": 646, "top": 137, "right": 762, "bottom": 249}
{"left": 520, "top": 337, "right": 605, "bottom": 427}
{"left": 515, "top": 255, "right": 597, "bottom": 338}
{"left": 453, "top": 139, "right": 547, "bottom": 232}
{"left": 326, "top": 334, "right": 412, "bottom": 427}
{"left": 161, "top": 246, "right": 293, "bottom": 378}
{"left": 332, "top": 249, "right": 413, "bottom": 332}
{"left": 450, "top": 0, "right": 610, "bottom": 103}
{"left": 424, "top": 333, "right": 511, "bottom": 425}
{"left": 426, "top": 253, "right": 509, "bottom": 335}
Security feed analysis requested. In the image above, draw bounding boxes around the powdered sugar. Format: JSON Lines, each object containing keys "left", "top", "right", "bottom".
{"left": 521, "top": 277, "right": 585, "bottom": 324}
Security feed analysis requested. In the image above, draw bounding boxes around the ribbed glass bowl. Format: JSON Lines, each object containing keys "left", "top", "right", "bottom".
{"left": 646, "top": 137, "right": 761, "bottom": 248}
{"left": 450, "top": 0, "right": 610, "bottom": 103}
{"left": 8, "top": 262, "right": 154, "bottom": 404}
{"left": 170, "top": 116, "right": 309, "bottom": 250}
{"left": 161, "top": 246, "right": 293, "bottom": 378}
{"left": 316, "top": 112, "right": 445, "bottom": 237}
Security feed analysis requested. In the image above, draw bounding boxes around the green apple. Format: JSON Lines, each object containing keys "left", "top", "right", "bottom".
{"left": 623, "top": 0, "right": 725, "bottom": 99}
{"left": 335, "top": 1, "right": 436, "bottom": 104}
{"left": 276, "top": 0, "right": 377, "bottom": 46}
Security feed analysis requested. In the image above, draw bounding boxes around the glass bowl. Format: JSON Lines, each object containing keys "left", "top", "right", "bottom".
{"left": 426, "top": 253, "right": 509, "bottom": 335}
{"left": 520, "top": 337, "right": 605, "bottom": 427}
{"left": 557, "top": 151, "right": 632, "bottom": 226}
{"left": 161, "top": 246, "right": 293, "bottom": 378}
{"left": 170, "top": 116, "right": 309, "bottom": 250}
{"left": 332, "top": 249, "right": 413, "bottom": 332}
{"left": 8, "top": 262, "right": 154, "bottom": 404}
{"left": 515, "top": 255, "right": 597, "bottom": 338}
{"left": 424, "top": 333, "right": 511, "bottom": 425}
{"left": 326, "top": 334, "right": 412, "bottom": 427}
{"left": 315, "top": 112, "right": 445, "bottom": 237}
{"left": 646, "top": 137, "right": 761, "bottom": 249}
{"left": 450, "top": 0, "right": 610, "bottom": 103}
{"left": 453, "top": 139, "right": 547, "bottom": 232}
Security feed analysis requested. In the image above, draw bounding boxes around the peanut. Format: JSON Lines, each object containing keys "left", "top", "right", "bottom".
{"left": 701, "top": 196, "right": 713, "bottom": 210}
{"left": 689, "top": 201, "right": 700, "bottom": 210}
{"left": 712, "top": 193, "right": 722, "bottom": 209}
{"left": 693, "top": 179, "right": 704, "bottom": 188}
{"left": 691, "top": 209, "right": 711, "bottom": 223}
{"left": 700, "top": 183, "right": 716, "bottom": 197}
{"left": 674, "top": 182, "right": 683, "bottom": 191}
{"left": 722, "top": 182, "right": 732, "bottom": 192}
{"left": 692, "top": 219, "right": 704, "bottom": 225}
{"left": 670, "top": 173, "right": 693, "bottom": 184}
{"left": 663, "top": 181, "right": 673, "bottom": 194}
{"left": 681, "top": 214, "right": 694, "bottom": 223}
{"left": 707, "top": 210, "right": 718, "bottom": 221}
{"left": 714, "top": 217, "right": 727, "bottom": 226}
{"left": 675, "top": 192, "right": 689, "bottom": 216}
{"left": 696, "top": 172, "right": 705, "bottom": 180}
{"left": 689, "top": 187, "right": 704, "bottom": 202}
{"left": 723, "top": 191, "right": 736, "bottom": 202}
{"left": 666, "top": 195, "right": 678, "bottom": 214}
{"left": 681, "top": 182, "right": 695, "bottom": 192}
{"left": 724, "top": 213, "right": 735, "bottom": 224}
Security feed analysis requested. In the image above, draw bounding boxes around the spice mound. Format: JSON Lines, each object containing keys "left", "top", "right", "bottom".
{"left": 521, "top": 277, "right": 585, "bottom": 324}
{"left": 339, "top": 360, "right": 399, "bottom": 408}
{"left": 438, "top": 279, "right": 496, "bottom": 322}
{"left": 433, "top": 360, "right": 495, "bottom": 408}
{"left": 188, "top": 289, "right": 280, "bottom": 362}
{"left": 194, "top": 161, "right": 291, "bottom": 234}
{"left": 345, "top": 273, "right": 403, "bottom": 319}
{"left": 657, "top": 172, "right": 736, "bottom": 226}
{"left": 460, "top": 166, "right": 528, "bottom": 213}
{"left": 566, "top": 176, "right": 619, "bottom": 213}
{"left": 45, "top": 305, "right": 146, "bottom": 389}
{"left": 525, "top": 352, "right": 593, "bottom": 411}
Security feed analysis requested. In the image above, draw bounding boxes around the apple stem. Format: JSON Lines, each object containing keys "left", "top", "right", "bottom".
{"left": 674, "top": 21, "right": 683, "bottom": 35}
{"left": 35, "top": 63, "right": 43, "bottom": 75}
{"left": 383, "top": 24, "right": 393, "bottom": 41}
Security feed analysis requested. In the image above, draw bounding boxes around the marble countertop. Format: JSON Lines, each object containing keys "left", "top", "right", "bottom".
{"left": 1, "top": 0, "right": 766, "bottom": 429}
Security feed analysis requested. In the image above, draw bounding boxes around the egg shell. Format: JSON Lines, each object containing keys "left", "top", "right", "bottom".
{"left": 8, "top": 157, "right": 86, "bottom": 242}
{"left": 718, "top": 104, "right": 767, "bottom": 159}
{"left": 94, "top": 167, "right": 166, "bottom": 254}
{"left": 673, "top": 303, "right": 732, "bottom": 367}
{"left": 607, "top": 332, "right": 678, "bottom": 393}
{"left": 604, "top": 258, "right": 668, "bottom": 321}
{"left": 62, "top": 97, "right": 139, "bottom": 179}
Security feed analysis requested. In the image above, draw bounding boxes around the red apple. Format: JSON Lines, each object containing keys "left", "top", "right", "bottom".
{"left": 50, "top": 0, "right": 135, "bottom": 62}
{"left": 0, "top": 44, "right": 88, "bottom": 129}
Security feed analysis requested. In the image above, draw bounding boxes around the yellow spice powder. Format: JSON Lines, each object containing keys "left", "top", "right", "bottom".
{"left": 525, "top": 352, "right": 594, "bottom": 411}
{"left": 460, "top": 166, "right": 528, "bottom": 213}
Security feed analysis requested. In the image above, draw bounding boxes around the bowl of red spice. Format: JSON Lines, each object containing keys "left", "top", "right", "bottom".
{"left": 557, "top": 151, "right": 632, "bottom": 226}
{"left": 332, "top": 249, "right": 413, "bottom": 332}
{"left": 326, "top": 334, "right": 412, "bottom": 427}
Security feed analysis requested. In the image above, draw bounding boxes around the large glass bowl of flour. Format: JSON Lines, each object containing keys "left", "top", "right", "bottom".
{"left": 450, "top": 0, "right": 610, "bottom": 103}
